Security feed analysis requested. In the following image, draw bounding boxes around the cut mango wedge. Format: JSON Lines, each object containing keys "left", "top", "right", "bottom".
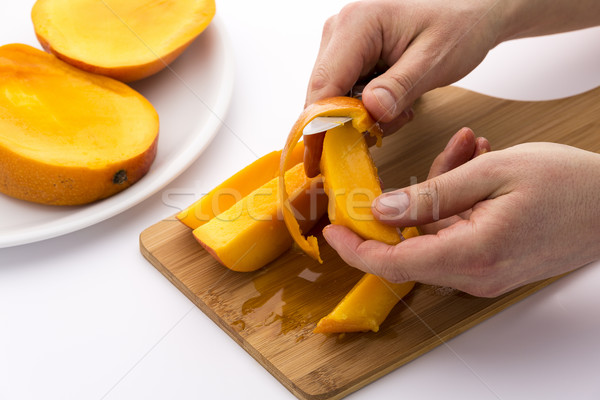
{"left": 193, "top": 163, "right": 327, "bottom": 272}
{"left": 279, "top": 97, "right": 384, "bottom": 262}
{"left": 321, "top": 123, "right": 400, "bottom": 245}
{"left": 314, "top": 227, "right": 420, "bottom": 334}
{"left": 177, "top": 143, "right": 304, "bottom": 229}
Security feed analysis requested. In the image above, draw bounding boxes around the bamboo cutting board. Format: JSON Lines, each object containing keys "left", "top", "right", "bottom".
{"left": 140, "top": 86, "right": 600, "bottom": 400}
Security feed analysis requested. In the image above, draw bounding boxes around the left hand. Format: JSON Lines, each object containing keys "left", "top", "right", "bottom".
{"left": 322, "top": 128, "right": 600, "bottom": 297}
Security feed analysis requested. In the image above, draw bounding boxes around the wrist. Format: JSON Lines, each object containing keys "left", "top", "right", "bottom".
{"left": 493, "top": 0, "right": 536, "bottom": 43}
{"left": 494, "top": 0, "right": 600, "bottom": 43}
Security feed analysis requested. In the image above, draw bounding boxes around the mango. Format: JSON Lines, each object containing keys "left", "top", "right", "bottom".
{"left": 314, "top": 227, "right": 419, "bottom": 334}
{"left": 177, "top": 143, "right": 305, "bottom": 230}
{"left": 279, "top": 96, "right": 385, "bottom": 262}
{"left": 0, "top": 44, "right": 158, "bottom": 205}
{"left": 321, "top": 123, "right": 401, "bottom": 244}
{"left": 32, "top": 0, "right": 216, "bottom": 82}
{"left": 193, "top": 163, "right": 327, "bottom": 272}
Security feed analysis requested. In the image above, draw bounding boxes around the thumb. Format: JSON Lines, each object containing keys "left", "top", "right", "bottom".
{"left": 361, "top": 40, "right": 444, "bottom": 123}
{"left": 373, "top": 155, "right": 500, "bottom": 226}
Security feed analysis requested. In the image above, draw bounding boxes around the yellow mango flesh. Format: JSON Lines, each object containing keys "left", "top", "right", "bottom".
{"left": 193, "top": 163, "right": 327, "bottom": 272}
{"left": 0, "top": 43, "right": 158, "bottom": 205}
{"left": 314, "top": 227, "right": 419, "bottom": 334}
{"left": 32, "top": 0, "right": 216, "bottom": 81}
{"left": 321, "top": 123, "right": 401, "bottom": 245}
{"left": 279, "top": 96, "right": 384, "bottom": 262}
{"left": 177, "top": 143, "right": 305, "bottom": 230}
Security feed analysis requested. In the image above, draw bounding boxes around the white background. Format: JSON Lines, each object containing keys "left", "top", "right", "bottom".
{"left": 1, "top": 1, "right": 600, "bottom": 399}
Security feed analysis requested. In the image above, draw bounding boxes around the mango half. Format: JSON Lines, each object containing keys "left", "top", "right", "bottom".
{"left": 32, "top": 0, "right": 216, "bottom": 82}
{"left": 0, "top": 44, "right": 159, "bottom": 205}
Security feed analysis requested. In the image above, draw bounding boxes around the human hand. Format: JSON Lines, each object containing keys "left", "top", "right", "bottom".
{"left": 322, "top": 131, "right": 600, "bottom": 297}
{"left": 303, "top": 0, "right": 503, "bottom": 176}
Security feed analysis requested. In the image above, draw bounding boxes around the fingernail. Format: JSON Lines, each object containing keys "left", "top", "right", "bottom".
{"left": 322, "top": 225, "right": 335, "bottom": 244}
{"left": 374, "top": 192, "right": 409, "bottom": 217}
{"left": 372, "top": 87, "right": 397, "bottom": 118}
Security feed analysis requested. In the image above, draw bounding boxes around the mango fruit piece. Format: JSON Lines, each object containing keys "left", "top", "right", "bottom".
{"left": 0, "top": 44, "right": 158, "bottom": 205}
{"left": 193, "top": 163, "right": 327, "bottom": 272}
{"left": 32, "top": 0, "right": 216, "bottom": 82}
{"left": 314, "top": 227, "right": 420, "bottom": 334}
{"left": 321, "top": 123, "right": 401, "bottom": 244}
{"left": 177, "top": 143, "right": 305, "bottom": 230}
{"left": 279, "top": 97, "right": 384, "bottom": 262}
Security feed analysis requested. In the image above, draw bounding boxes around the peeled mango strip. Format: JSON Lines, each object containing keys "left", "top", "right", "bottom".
{"left": 193, "top": 162, "right": 327, "bottom": 272}
{"left": 321, "top": 123, "right": 401, "bottom": 245}
{"left": 177, "top": 142, "right": 304, "bottom": 229}
{"left": 279, "top": 97, "right": 383, "bottom": 263}
{"left": 313, "top": 227, "right": 420, "bottom": 334}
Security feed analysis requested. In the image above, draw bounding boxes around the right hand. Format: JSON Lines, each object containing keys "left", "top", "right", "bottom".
{"left": 303, "top": 0, "right": 504, "bottom": 176}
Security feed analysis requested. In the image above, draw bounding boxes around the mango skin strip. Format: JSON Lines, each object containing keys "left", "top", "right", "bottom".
{"left": 278, "top": 97, "right": 383, "bottom": 263}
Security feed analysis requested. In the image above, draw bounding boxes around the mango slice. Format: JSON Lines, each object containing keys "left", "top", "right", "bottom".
{"left": 193, "top": 163, "right": 327, "bottom": 272}
{"left": 0, "top": 44, "right": 158, "bottom": 205}
{"left": 314, "top": 227, "right": 420, "bottom": 334}
{"left": 177, "top": 143, "right": 305, "bottom": 230}
{"left": 32, "top": 0, "right": 216, "bottom": 82}
{"left": 279, "top": 97, "right": 384, "bottom": 262}
{"left": 321, "top": 123, "right": 401, "bottom": 244}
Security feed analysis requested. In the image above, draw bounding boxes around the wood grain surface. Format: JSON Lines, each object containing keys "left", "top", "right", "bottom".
{"left": 140, "top": 85, "right": 600, "bottom": 400}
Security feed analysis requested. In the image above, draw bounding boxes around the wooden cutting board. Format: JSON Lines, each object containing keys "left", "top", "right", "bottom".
{"left": 140, "top": 85, "right": 600, "bottom": 400}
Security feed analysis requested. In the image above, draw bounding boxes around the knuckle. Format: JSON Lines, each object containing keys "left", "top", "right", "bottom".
{"left": 309, "top": 67, "right": 329, "bottom": 94}
{"left": 308, "top": 65, "right": 347, "bottom": 101}
{"left": 377, "top": 248, "right": 412, "bottom": 283}
{"left": 387, "top": 70, "right": 416, "bottom": 101}
{"left": 414, "top": 179, "right": 443, "bottom": 220}
{"left": 337, "top": 1, "right": 365, "bottom": 20}
{"left": 322, "top": 15, "right": 337, "bottom": 36}
{"left": 379, "top": 265, "right": 411, "bottom": 284}
{"left": 309, "top": 64, "right": 332, "bottom": 94}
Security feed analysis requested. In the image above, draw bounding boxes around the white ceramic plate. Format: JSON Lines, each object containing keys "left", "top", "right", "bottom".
{"left": 0, "top": 5, "right": 234, "bottom": 248}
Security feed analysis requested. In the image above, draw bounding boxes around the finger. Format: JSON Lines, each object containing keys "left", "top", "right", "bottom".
{"left": 322, "top": 224, "right": 402, "bottom": 278}
{"left": 324, "top": 221, "right": 500, "bottom": 296}
{"left": 419, "top": 127, "right": 476, "bottom": 234}
{"left": 376, "top": 106, "right": 415, "bottom": 138}
{"left": 361, "top": 37, "right": 444, "bottom": 123}
{"left": 372, "top": 153, "right": 502, "bottom": 227}
{"left": 474, "top": 136, "right": 491, "bottom": 156}
{"left": 303, "top": 131, "right": 325, "bottom": 178}
{"left": 420, "top": 135, "right": 492, "bottom": 234}
{"left": 305, "top": 5, "right": 382, "bottom": 106}
{"left": 427, "top": 127, "right": 476, "bottom": 180}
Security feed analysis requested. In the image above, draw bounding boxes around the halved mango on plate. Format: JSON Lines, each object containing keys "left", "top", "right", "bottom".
{"left": 32, "top": 0, "right": 216, "bottom": 82}
{"left": 0, "top": 44, "right": 158, "bottom": 205}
